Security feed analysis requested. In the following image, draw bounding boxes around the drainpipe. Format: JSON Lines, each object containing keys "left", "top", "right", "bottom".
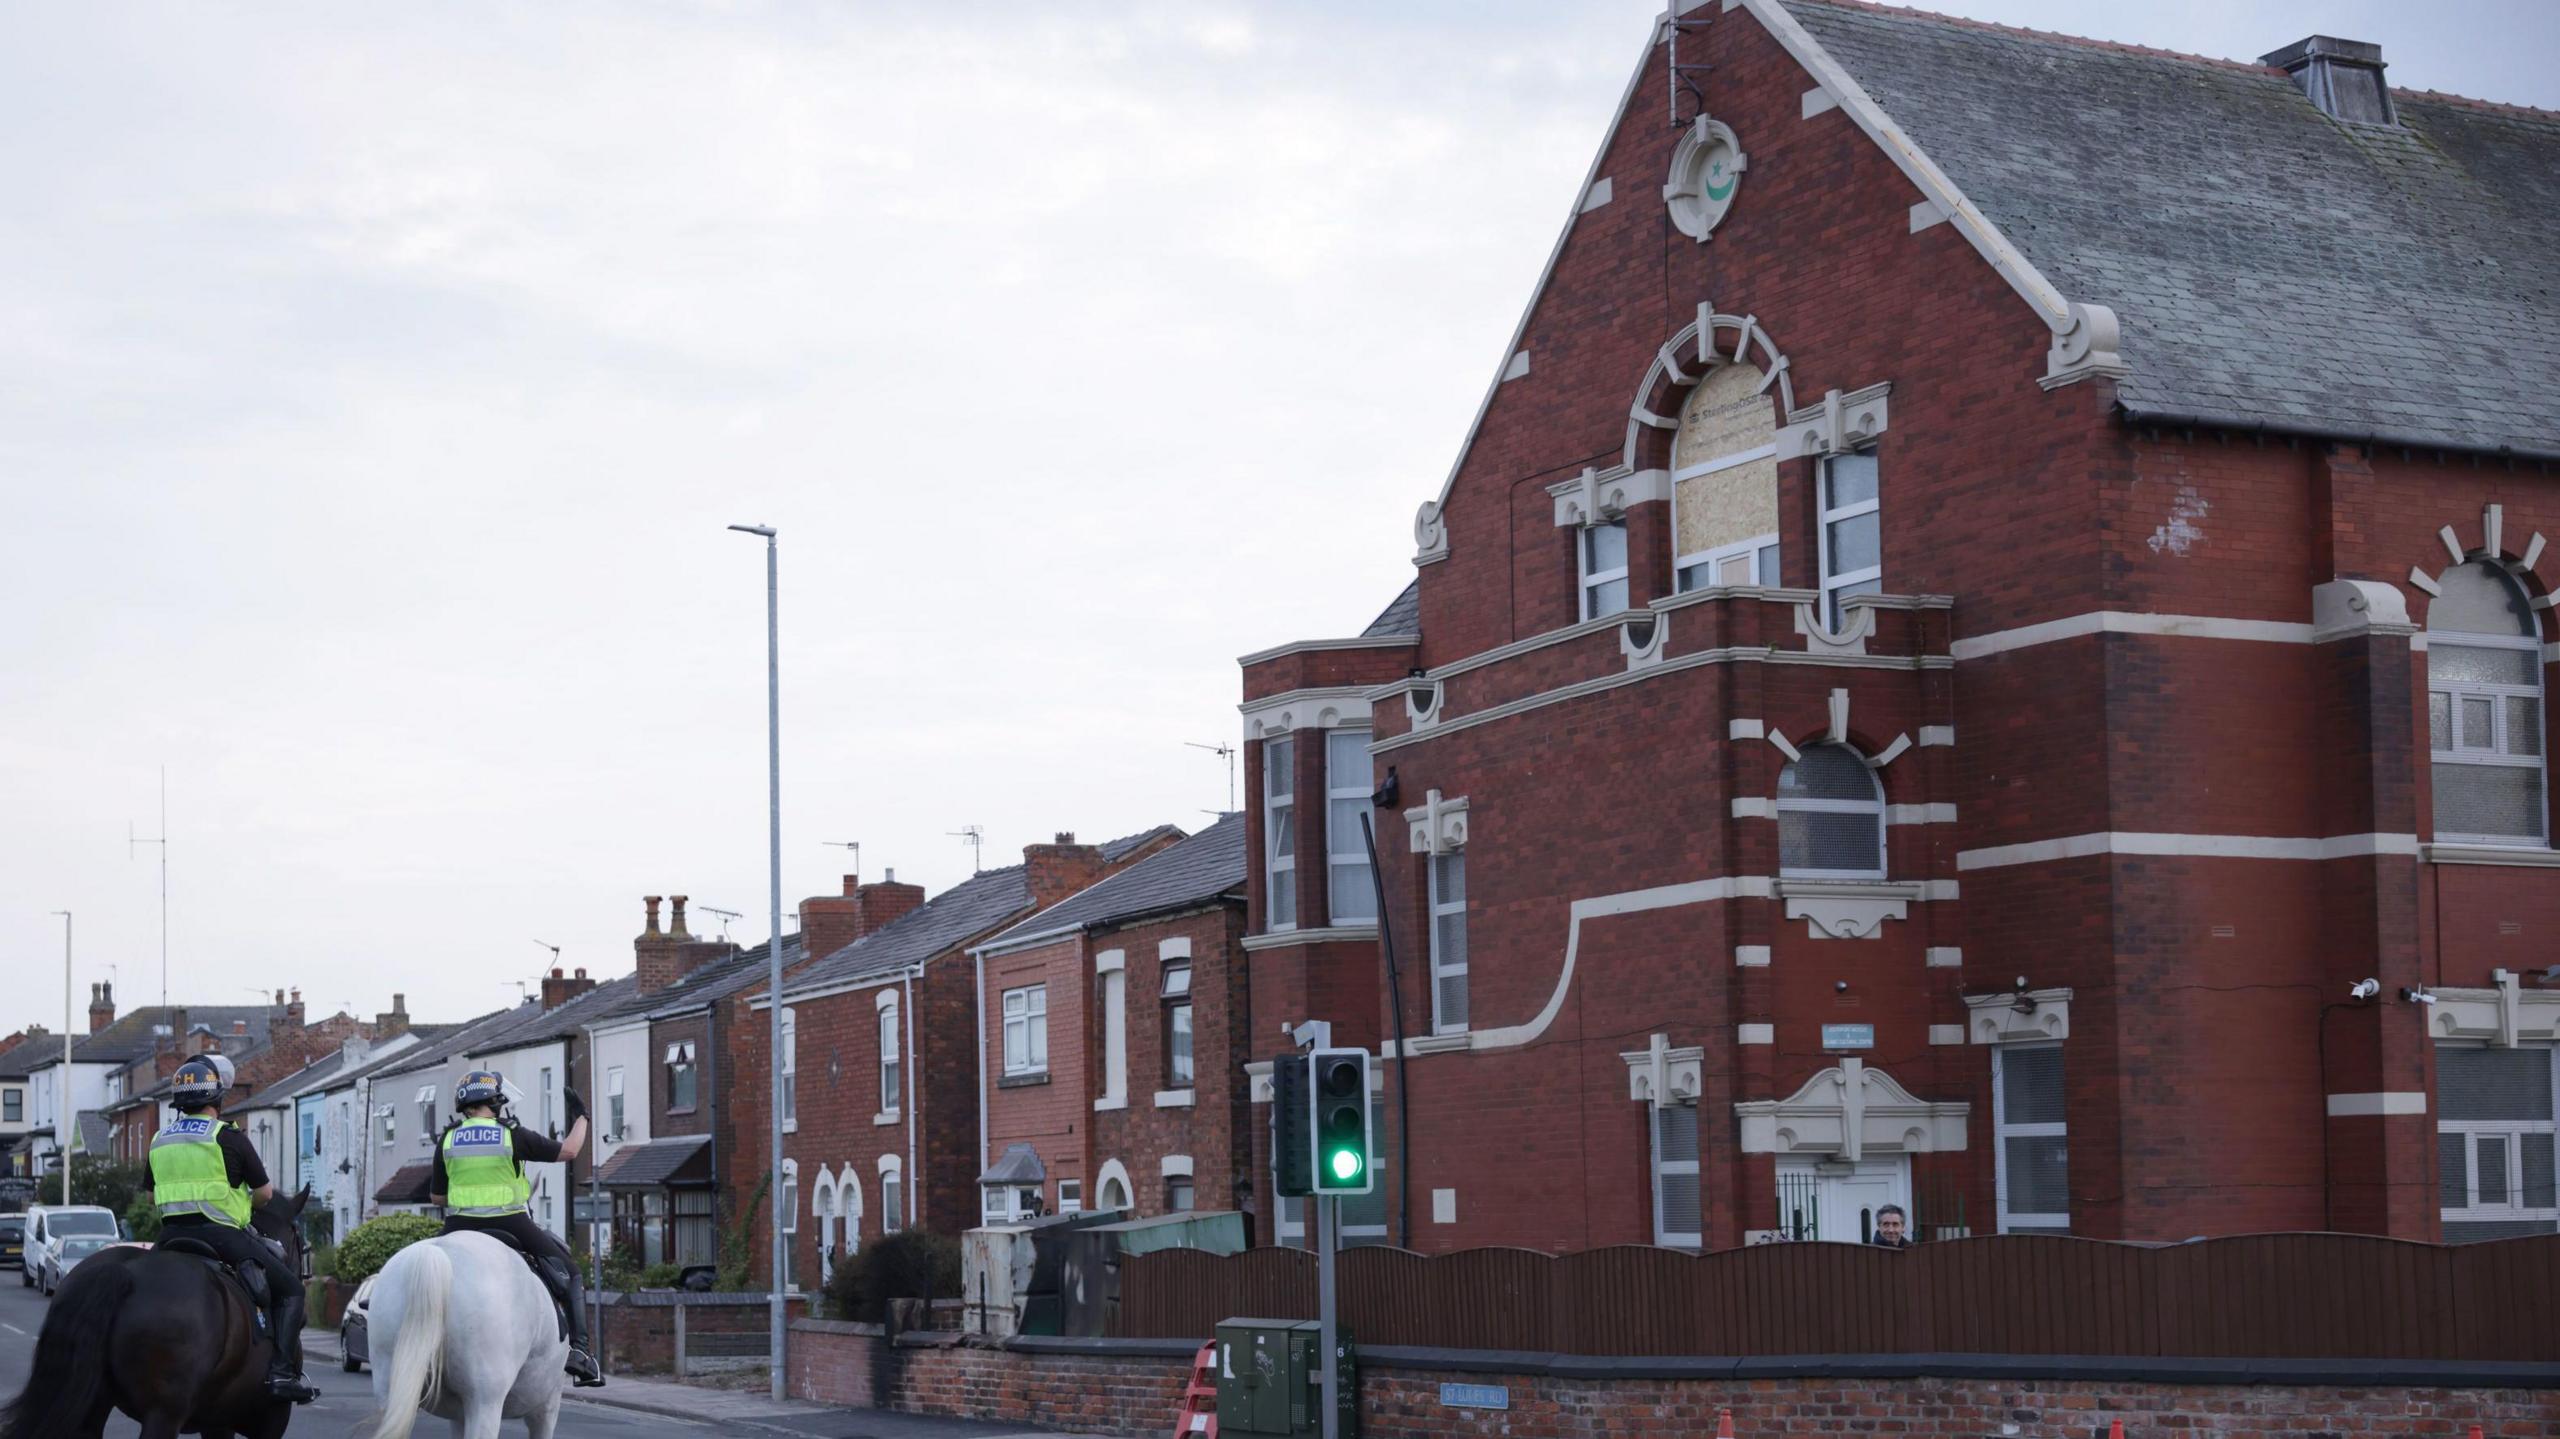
{"left": 973, "top": 951, "right": 989, "bottom": 1184}
{"left": 916, "top": 962, "right": 926, "bottom": 1218}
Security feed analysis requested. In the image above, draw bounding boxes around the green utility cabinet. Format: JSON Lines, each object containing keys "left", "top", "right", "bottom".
{"left": 1212, "top": 1317, "right": 1356, "bottom": 1437}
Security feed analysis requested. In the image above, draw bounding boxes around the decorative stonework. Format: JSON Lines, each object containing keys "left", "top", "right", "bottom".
{"left": 2311, "top": 578, "right": 2415, "bottom": 642}
{"left": 1776, "top": 383, "right": 1891, "bottom": 459}
{"left": 1734, "top": 1058, "right": 1968, "bottom": 1162}
{"left": 1664, "top": 116, "right": 1747, "bottom": 241}
{"left": 1966, "top": 987, "right": 2073, "bottom": 1043}
{"left": 1622, "top": 612, "right": 1669, "bottom": 671}
{"left": 1778, "top": 879, "right": 1923, "bottom": 939}
{"left": 1241, "top": 687, "right": 1374, "bottom": 740}
{"left": 1623, "top": 304, "right": 1797, "bottom": 469}
{"left": 1621, "top": 1036, "right": 1705, "bottom": 1103}
{"left": 1406, "top": 788, "right": 1468, "bottom": 855}
{"left": 1402, "top": 678, "right": 1444, "bottom": 730}
{"left": 1414, "top": 500, "right": 1449, "bottom": 565}
{"left": 1549, "top": 465, "right": 1672, "bottom": 528}
{"left": 2432, "top": 969, "right": 2560, "bottom": 1048}
{"left": 2400, "top": 502, "right": 2551, "bottom": 619}
{"left": 2040, "top": 302, "right": 2128, "bottom": 389}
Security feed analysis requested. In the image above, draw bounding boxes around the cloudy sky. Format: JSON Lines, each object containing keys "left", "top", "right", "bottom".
{"left": 5, "top": 0, "right": 2554, "bottom": 1039}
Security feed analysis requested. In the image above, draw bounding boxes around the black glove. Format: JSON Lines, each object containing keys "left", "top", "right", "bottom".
{"left": 564, "top": 1087, "right": 588, "bottom": 1124}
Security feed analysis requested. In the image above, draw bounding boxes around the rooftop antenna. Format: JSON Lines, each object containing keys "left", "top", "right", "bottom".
{"left": 821, "top": 839, "right": 860, "bottom": 880}
{"left": 1665, "top": 3, "right": 1713, "bottom": 128}
{"left": 130, "top": 765, "right": 169, "bottom": 1009}
{"left": 1185, "top": 740, "right": 1238, "bottom": 813}
{"left": 948, "top": 824, "right": 985, "bottom": 873}
{"left": 699, "top": 904, "right": 743, "bottom": 941}
{"left": 503, "top": 979, "right": 531, "bottom": 1003}
{"left": 533, "top": 939, "right": 561, "bottom": 967}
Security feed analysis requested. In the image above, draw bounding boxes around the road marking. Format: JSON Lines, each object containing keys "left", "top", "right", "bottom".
{"left": 0, "top": 1323, "right": 26, "bottom": 1336}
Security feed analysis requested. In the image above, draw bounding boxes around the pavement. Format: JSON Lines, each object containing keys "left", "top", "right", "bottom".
{"left": 0, "top": 1262, "right": 1064, "bottom": 1439}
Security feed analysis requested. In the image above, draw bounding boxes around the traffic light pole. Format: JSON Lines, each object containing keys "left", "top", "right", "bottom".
{"left": 1317, "top": 1192, "right": 1340, "bottom": 1439}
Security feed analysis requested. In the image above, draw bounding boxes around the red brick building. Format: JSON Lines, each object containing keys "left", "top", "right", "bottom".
{"left": 731, "top": 828, "right": 1180, "bottom": 1290}
{"left": 972, "top": 814, "right": 1248, "bottom": 1225}
{"left": 1241, "top": 0, "right": 2560, "bottom": 1253}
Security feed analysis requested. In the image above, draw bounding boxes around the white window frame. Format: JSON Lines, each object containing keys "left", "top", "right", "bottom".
{"left": 881, "top": 1155, "right": 904, "bottom": 1234}
{"left": 1776, "top": 744, "right": 1887, "bottom": 881}
{"left": 2428, "top": 567, "right": 2547, "bottom": 847}
{"left": 1002, "top": 985, "right": 1048, "bottom": 1076}
{"left": 1057, "top": 1179, "right": 1082, "bottom": 1215}
{"left": 415, "top": 1084, "right": 436, "bottom": 1137}
{"left": 878, "top": 994, "right": 902, "bottom": 1116}
{"left": 1992, "top": 1042, "right": 2070, "bottom": 1233}
{"left": 1097, "top": 959, "right": 1128, "bottom": 1106}
{"left": 538, "top": 1066, "right": 554, "bottom": 1133}
{"left": 606, "top": 1066, "right": 626, "bottom": 1141}
{"left": 1672, "top": 441, "right": 1782, "bottom": 594}
{"left": 1650, "top": 1099, "right": 1702, "bottom": 1249}
{"left": 779, "top": 1008, "right": 798, "bottom": 1132}
{"left": 1578, "top": 518, "right": 1631, "bottom": 621}
{"left": 1163, "top": 964, "right": 1195, "bottom": 1090}
{"left": 1264, "top": 736, "right": 1297, "bottom": 932}
{"left": 813, "top": 1170, "right": 838, "bottom": 1280}
{"left": 1325, "top": 728, "right": 1378, "bottom": 925}
{"left": 377, "top": 1103, "right": 396, "bottom": 1147}
{"left": 2437, "top": 1042, "right": 2558, "bottom": 1235}
{"left": 1817, "top": 450, "right": 1881, "bottom": 631}
{"left": 665, "top": 1040, "right": 698, "bottom": 1111}
{"left": 1428, "top": 849, "right": 1468, "bottom": 1035}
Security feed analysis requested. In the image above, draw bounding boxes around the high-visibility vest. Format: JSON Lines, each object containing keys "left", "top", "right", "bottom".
{"left": 151, "top": 1116, "right": 252, "bottom": 1228}
{"left": 440, "top": 1120, "right": 530, "bottom": 1217}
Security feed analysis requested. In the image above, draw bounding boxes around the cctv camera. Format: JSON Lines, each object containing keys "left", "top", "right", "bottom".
{"left": 2350, "top": 978, "right": 2381, "bottom": 1000}
{"left": 2401, "top": 986, "right": 2437, "bottom": 1005}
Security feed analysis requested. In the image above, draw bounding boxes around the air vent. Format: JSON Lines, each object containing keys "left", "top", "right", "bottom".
{"left": 2262, "top": 35, "right": 2394, "bottom": 125}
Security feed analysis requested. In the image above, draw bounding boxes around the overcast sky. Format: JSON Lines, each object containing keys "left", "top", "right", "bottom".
{"left": 5, "top": 0, "right": 2554, "bottom": 1040}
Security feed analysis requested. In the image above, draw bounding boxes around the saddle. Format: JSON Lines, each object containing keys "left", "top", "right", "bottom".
{"left": 155, "top": 1235, "right": 273, "bottom": 1336}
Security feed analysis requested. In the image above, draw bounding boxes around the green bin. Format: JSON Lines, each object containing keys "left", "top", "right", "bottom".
{"left": 1212, "top": 1317, "right": 1355, "bottom": 1437}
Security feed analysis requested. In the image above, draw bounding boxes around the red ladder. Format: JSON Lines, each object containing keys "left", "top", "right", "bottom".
{"left": 1168, "top": 1341, "right": 1218, "bottom": 1438}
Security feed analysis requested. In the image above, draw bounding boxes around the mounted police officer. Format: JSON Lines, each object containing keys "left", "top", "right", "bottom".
{"left": 146, "top": 1055, "right": 320, "bottom": 1404}
{"left": 428, "top": 1068, "right": 603, "bottom": 1387}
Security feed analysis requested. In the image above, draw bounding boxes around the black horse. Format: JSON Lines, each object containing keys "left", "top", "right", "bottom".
{"left": 0, "top": 1191, "right": 312, "bottom": 1439}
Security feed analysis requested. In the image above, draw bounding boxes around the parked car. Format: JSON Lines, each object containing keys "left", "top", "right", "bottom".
{"left": 339, "top": 1275, "right": 378, "bottom": 1371}
{"left": 0, "top": 1217, "right": 23, "bottom": 1271}
{"left": 37, "top": 1235, "right": 140, "bottom": 1295}
{"left": 19, "top": 1206, "right": 119, "bottom": 1289}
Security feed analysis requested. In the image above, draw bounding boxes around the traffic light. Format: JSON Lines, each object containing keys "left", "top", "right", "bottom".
{"left": 1270, "top": 1053, "right": 1313, "bottom": 1198}
{"left": 1309, "top": 1047, "right": 1372, "bottom": 1195}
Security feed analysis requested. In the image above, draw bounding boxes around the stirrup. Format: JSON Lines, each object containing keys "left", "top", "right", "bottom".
{"left": 265, "top": 1370, "right": 320, "bottom": 1405}
{"left": 565, "top": 1348, "right": 606, "bottom": 1388}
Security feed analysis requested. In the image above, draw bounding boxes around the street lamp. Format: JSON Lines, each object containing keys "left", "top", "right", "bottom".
{"left": 727, "top": 521, "right": 785, "bottom": 1401}
{"left": 51, "top": 911, "right": 71, "bottom": 1207}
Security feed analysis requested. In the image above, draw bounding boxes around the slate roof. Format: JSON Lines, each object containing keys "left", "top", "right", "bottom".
{"left": 0, "top": 1032, "right": 61, "bottom": 1080}
{"left": 1362, "top": 581, "right": 1419, "bottom": 638}
{"left": 594, "top": 1134, "right": 714, "bottom": 1189}
{"left": 976, "top": 814, "right": 1247, "bottom": 953}
{"left": 644, "top": 936, "right": 804, "bottom": 1020}
{"left": 466, "top": 974, "right": 640, "bottom": 1055}
{"left": 24, "top": 1005, "right": 278, "bottom": 1071}
{"left": 331, "top": 1011, "right": 515, "bottom": 1089}
{"left": 776, "top": 825, "right": 1183, "bottom": 998}
{"left": 374, "top": 1161, "right": 435, "bottom": 1206}
{"left": 1780, "top": 0, "right": 2560, "bottom": 458}
{"left": 71, "top": 1111, "right": 109, "bottom": 1154}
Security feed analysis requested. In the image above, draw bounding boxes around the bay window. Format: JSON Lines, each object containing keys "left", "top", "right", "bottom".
{"left": 1264, "top": 737, "right": 1297, "bottom": 931}
{"left": 1325, "top": 729, "right": 1377, "bottom": 924}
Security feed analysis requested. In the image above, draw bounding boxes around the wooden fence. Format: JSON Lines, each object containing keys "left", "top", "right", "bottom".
{"left": 1110, "top": 1234, "right": 2560, "bottom": 1362}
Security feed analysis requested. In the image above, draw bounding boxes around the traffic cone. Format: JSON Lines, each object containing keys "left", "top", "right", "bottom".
{"left": 2469, "top": 1427, "right": 2484, "bottom": 1439}
{"left": 1715, "top": 1409, "right": 1734, "bottom": 1439}
{"left": 2107, "top": 1422, "right": 2125, "bottom": 1439}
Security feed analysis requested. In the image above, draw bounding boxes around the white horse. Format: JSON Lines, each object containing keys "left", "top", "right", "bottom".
{"left": 366, "top": 1233, "right": 568, "bottom": 1439}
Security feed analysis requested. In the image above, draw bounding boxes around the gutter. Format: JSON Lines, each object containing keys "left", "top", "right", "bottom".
{"left": 2116, "top": 402, "right": 2560, "bottom": 467}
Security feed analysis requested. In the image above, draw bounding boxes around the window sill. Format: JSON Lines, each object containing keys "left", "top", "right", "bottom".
{"left": 1241, "top": 925, "right": 1379, "bottom": 952}
{"left": 2424, "top": 842, "right": 2560, "bottom": 868}
{"left": 1409, "top": 1033, "right": 1470, "bottom": 1055}
{"left": 1153, "top": 1089, "right": 1196, "bottom": 1109}
{"left": 998, "top": 1071, "right": 1050, "bottom": 1090}
{"left": 665, "top": 1107, "right": 698, "bottom": 1118}
{"left": 1092, "top": 1096, "right": 1128, "bottom": 1112}
{"left": 782, "top": 1120, "right": 798, "bottom": 1134}
{"left": 1774, "top": 877, "right": 1918, "bottom": 899}
{"left": 872, "top": 1110, "right": 900, "bottom": 1127}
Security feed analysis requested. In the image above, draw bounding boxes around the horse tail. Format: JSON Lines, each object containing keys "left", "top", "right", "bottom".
{"left": 0, "top": 1260, "right": 135, "bottom": 1439}
{"left": 367, "top": 1242, "right": 452, "bottom": 1439}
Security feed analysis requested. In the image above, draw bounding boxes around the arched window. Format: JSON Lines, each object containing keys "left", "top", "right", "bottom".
{"left": 1778, "top": 743, "right": 1885, "bottom": 879}
{"left": 2428, "top": 560, "right": 2546, "bottom": 844}
{"left": 841, "top": 1165, "right": 864, "bottom": 1255}
{"left": 1673, "top": 362, "right": 1780, "bottom": 592}
{"left": 812, "top": 1171, "right": 838, "bottom": 1283}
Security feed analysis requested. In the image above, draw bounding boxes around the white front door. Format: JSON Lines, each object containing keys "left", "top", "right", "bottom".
{"left": 1776, "top": 1156, "right": 1910, "bottom": 1244}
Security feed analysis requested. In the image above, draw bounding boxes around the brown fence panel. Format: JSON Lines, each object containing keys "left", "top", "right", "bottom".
{"left": 1336, "top": 1248, "right": 1431, "bottom": 1347}
{"left": 1422, "top": 1247, "right": 1555, "bottom": 1352}
{"left": 1549, "top": 1246, "right": 1701, "bottom": 1356}
{"left": 2449, "top": 1235, "right": 2560, "bottom": 1361}
{"left": 1111, "top": 1247, "right": 1316, "bottom": 1338}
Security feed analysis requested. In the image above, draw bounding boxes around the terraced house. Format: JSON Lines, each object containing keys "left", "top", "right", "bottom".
{"left": 1241, "top": 0, "right": 2560, "bottom": 1253}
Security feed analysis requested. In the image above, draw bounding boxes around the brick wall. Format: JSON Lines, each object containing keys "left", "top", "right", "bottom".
{"left": 783, "top": 1326, "right": 2558, "bottom": 1438}
{"left": 1088, "top": 903, "right": 1251, "bottom": 1216}
{"left": 594, "top": 1291, "right": 806, "bottom": 1376}
{"left": 983, "top": 934, "right": 1090, "bottom": 1212}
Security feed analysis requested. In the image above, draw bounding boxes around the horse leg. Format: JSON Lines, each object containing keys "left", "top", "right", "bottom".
{"left": 523, "top": 1397, "right": 561, "bottom": 1439}
{"left": 459, "top": 1394, "right": 506, "bottom": 1439}
{"left": 134, "top": 1410, "right": 187, "bottom": 1439}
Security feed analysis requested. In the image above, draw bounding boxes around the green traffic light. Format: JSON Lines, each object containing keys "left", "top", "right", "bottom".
{"left": 1329, "top": 1148, "right": 1362, "bottom": 1181}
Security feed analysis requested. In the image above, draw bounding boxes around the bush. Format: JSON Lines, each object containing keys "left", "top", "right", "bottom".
{"left": 599, "top": 1245, "right": 643, "bottom": 1293}
{"left": 66, "top": 1158, "right": 150, "bottom": 1225}
{"left": 637, "top": 1262, "right": 684, "bottom": 1290}
{"left": 122, "top": 1192, "right": 161, "bottom": 1244}
{"left": 334, "top": 1213, "right": 442, "bottom": 1284}
{"left": 830, "top": 1232, "right": 961, "bottom": 1323}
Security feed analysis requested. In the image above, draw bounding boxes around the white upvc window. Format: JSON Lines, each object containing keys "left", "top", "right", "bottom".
{"left": 1163, "top": 964, "right": 1195, "bottom": 1090}
{"left": 878, "top": 997, "right": 902, "bottom": 1114}
{"left": 1777, "top": 743, "right": 1887, "bottom": 880}
{"left": 377, "top": 1104, "right": 396, "bottom": 1146}
{"left": 606, "top": 1067, "right": 626, "bottom": 1141}
{"left": 1057, "top": 1179, "right": 1082, "bottom": 1215}
{"left": 1002, "top": 985, "right": 1048, "bottom": 1075}
{"left": 2427, "top": 560, "right": 2547, "bottom": 846}
{"left": 1428, "top": 850, "right": 1468, "bottom": 1034}
{"left": 415, "top": 1084, "right": 436, "bottom": 1137}
{"left": 1098, "top": 966, "right": 1128, "bottom": 1104}
{"left": 1993, "top": 1043, "right": 2070, "bottom": 1234}
{"left": 1263, "top": 737, "right": 1298, "bottom": 931}
{"left": 539, "top": 1066, "right": 554, "bottom": 1133}
{"left": 2438, "top": 1043, "right": 2557, "bottom": 1242}
{"left": 779, "top": 1007, "right": 798, "bottom": 1131}
{"left": 1579, "top": 519, "right": 1630, "bottom": 620}
{"left": 1817, "top": 450, "right": 1881, "bottom": 630}
{"left": 780, "top": 1159, "right": 799, "bottom": 1288}
{"left": 1325, "top": 729, "right": 1377, "bottom": 924}
{"left": 1650, "top": 1101, "right": 1702, "bottom": 1249}
{"left": 882, "top": 1158, "right": 905, "bottom": 1235}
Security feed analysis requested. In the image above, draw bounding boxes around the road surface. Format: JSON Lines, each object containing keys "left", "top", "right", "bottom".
{"left": 0, "top": 1266, "right": 1060, "bottom": 1439}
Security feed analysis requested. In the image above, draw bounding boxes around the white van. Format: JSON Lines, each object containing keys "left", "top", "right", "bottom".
{"left": 20, "top": 1205, "right": 121, "bottom": 1292}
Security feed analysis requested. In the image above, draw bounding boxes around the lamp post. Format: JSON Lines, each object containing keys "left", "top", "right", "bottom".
{"left": 727, "top": 522, "right": 785, "bottom": 1401}
{"left": 51, "top": 911, "right": 71, "bottom": 1207}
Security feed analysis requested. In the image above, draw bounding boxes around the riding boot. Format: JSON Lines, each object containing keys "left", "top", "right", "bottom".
{"left": 537, "top": 1256, "right": 606, "bottom": 1388}
{"left": 264, "top": 1286, "right": 321, "bottom": 1405}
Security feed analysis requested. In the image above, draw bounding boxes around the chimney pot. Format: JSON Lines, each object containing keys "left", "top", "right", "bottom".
{"left": 643, "top": 896, "right": 664, "bottom": 937}
{"left": 669, "top": 895, "right": 691, "bottom": 938}
{"left": 574, "top": 967, "right": 587, "bottom": 979}
{"left": 886, "top": 867, "right": 896, "bottom": 882}
{"left": 551, "top": 967, "right": 564, "bottom": 979}
{"left": 1055, "top": 831, "right": 1074, "bottom": 844}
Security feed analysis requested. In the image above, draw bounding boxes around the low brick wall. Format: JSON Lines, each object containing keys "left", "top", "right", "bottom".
{"left": 783, "top": 1322, "right": 2560, "bottom": 1438}
{"left": 596, "top": 1291, "right": 807, "bottom": 1376}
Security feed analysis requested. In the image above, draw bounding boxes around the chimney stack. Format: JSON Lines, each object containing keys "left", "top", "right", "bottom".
{"left": 799, "top": 872, "right": 929, "bottom": 966}
{"left": 1024, "top": 833, "right": 1110, "bottom": 907}
{"left": 375, "top": 993, "right": 411, "bottom": 1039}
{"left": 540, "top": 966, "right": 598, "bottom": 1011}
{"left": 286, "top": 988, "right": 305, "bottom": 1027}
{"left": 88, "top": 981, "right": 115, "bottom": 1035}
{"left": 2262, "top": 36, "right": 2393, "bottom": 124}
{"left": 637, "top": 891, "right": 735, "bottom": 994}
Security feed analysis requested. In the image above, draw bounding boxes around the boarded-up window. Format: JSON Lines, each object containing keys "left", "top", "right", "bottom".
{"left": 1673, "top": 363, "right": 1780, "bottom": 591}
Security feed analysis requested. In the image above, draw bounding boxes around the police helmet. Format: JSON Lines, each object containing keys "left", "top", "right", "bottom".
{"left": 172, "top": 1057, "right": 226, "bottom": 1110}
{"left": 455, "top": 1069, "right": 506, "bottom": 1111}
